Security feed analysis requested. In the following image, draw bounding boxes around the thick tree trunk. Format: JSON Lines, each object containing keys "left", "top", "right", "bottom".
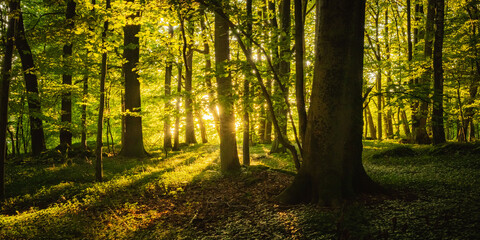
{"left": 278, "top": 0, "right": 379, "bottom": 206}
{"left": 60, "top": 0, "right": 76, "bottom": 148}
{"left": 295, "top": 0, "right": 307, "bottom": 144}
{"left": 121, "top": 2, "right": 146, "bottom": 157}
{"left": 432, "top": 0, "right": 446, "bottom": 144}
{"left": 411, "top": 2, "right": 431, "bottom": 144}
{"left": 215, "top": 2, "right": 240, "bottom": 173}
{"left": 164, "top": 26, "right": 174, "bottom": 150}
{"left": 0, "top": 2, "right": 15, "bottom": 199}
{"left": 14, "top": 0, "right": 46, "bottom": 156}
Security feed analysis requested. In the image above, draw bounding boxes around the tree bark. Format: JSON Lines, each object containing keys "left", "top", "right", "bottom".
{"left": 60, "top": 0, "right": 76, "bottom": 148}
{"left": 243, "top": 0, "right": 252, "bottom": 166}
{"left": 215, "top": 1, "right": 240, "bottom": 173}
{"left": 173, "top": 64, "right": 182, "bottom": 151}
{"left": 0, "top": 1, "right": 15, "bottom": 199}
{"left": 13, "top": 0, "right": 46, "bottom": 156}
{"left": 295, "top": 0, "right": 307, "bottom": 144}
{"left": 95, "top": 0, "right": 110, "bottom": 182}
{"left": 121, "top": 1, "right": 146, "bottom": 157}
{"left": 432, "top": 0, "right": 446, "bottom": 144}
{"left": 181, "top": 19, "right": 197, "bottom": 145}
{"left": 278, "top": 0, "right": 379, "bottom": 206}
{"left": 163, "top": 26, "right": 173, "bottom": 150}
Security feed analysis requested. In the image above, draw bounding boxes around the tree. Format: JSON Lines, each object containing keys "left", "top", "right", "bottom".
{"left": 294, "top": 0, "right": 307, "bottom": 143}
{"left": 243, "top": 0, "right": 253, "bottom": 166}
{"left": 0, "top": 0, "right": 15, "bottom": 199}
{"left": 214, "top": 0, "right": 241, "bottom": 173}
{"left": 13, "top": 0, "right": 46, "bottom": 156}
{"left": 163, "top": 26, "right": 174, "bottom": 150}
{"left": 60, "top": 0, "right": 77, "bottom": 148}
{"left": 121, "top": 0, "right": 146, "bottom": 157}
{"left": 95, "top": 0, "right": 111, "bottom": 182}
{"left": 278, "top": 0, "right": 379, "bottom": 205}
{"left": 432, "top": 0, "right": 446, "bottom": 144}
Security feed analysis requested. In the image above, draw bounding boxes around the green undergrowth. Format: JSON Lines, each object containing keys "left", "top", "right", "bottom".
{"left": 0, "top": 141, "right": 479, "bottom": 239}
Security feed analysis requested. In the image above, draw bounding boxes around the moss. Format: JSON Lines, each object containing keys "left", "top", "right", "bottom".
{"left": 371, "top": 146, "right": 417, "bottom": 159}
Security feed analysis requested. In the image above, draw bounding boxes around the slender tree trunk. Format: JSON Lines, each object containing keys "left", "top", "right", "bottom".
{"left": 13, "top": 0, "right": 46, "bottom": 156}
{"left": 243, "top": 0, "right": 252, "bottom": 166}
{"left": 184, "top": 47, "right": 197, "bottom": 144}
{"left": 163, "top": 26, "right": 173, "bottom": 150}
{"left": 81, "top": 73, "right": 88, "bottom": 149}
{"left": 215, "top": 1, "right": 240, "bottom": 173}
{"left": 385, "top": 9, "right": 394, "bottom": 139}
{"left": 374, "top": 2, "right": 383, "bottom": 141}
{"left": 95, "top": 0, "right": 110, "bottom": 182}
{"left": 278, "top": 0, "right": 379, "bottom": 205}
{"left": 0, "top": 1, "right": 15, "bottom": 199}
{"left": 60, "top": 0, "right": 76, "bottom": 148}
{"left": 173, "top": 64, "right": 182, "bottom": 151}
{"left": 366, "top": 105, "right": 377, "bottom": 139}
{"left": 432, "top": 0, "right": 446, "bottom": 144}
{"left": 295, "top": 0, "right": 307, "bottom": 144}
{"left": 121, "top": 1, "right": 146, "bottom": 156}
{"left": 196, "top": 108, "right": 208, "bottom": 143}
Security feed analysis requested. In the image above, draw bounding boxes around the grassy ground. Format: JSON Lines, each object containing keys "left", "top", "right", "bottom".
{"left": 1, "top": 141, "right": 479, "bottom": 239}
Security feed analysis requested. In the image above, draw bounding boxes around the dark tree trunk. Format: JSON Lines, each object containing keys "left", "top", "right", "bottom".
{"left": 271, "top": 0, "right": 291, "bottom": 153}
{"left": 214, "top": 1, "right": 240, "bottom": 173}
{"left": 366, "top": 105, "right": 377, "bottom": 139}
{"left": 374, "top": 2, "right": 383, "bottom": 141}
{"left": 243, "top": 0, "right": 253, "bottom": 166}
{"left": 164, "top": 26, "right": 174, "bottom": 150}
{"left": 432, "top": 0, "right": 446, "bottom": 144}
{"left": 60, "top": 0, "right": 76, "bottom": 148}
{"left": 278, "top": 0, "right": 379, "bottom": 206}
{"left": 13, "top": 0, "right": 46, "bottom": 156}
{"left": 95, "top": 0, "right": 110, "bottom": 182}
{"left": 173, "top": 64, "right": 182, "bottom": 151}
{"left": 121, "top": 1, "right": 146, "bottom": 157}
{"left": 385, "top": 9, "right": 394, "bottom": 139}
{"left": 295, "top": 0, "right": 307, "bottom": 144}
{"left": 411, "top": 2, "right": 431, "bottom": 144}
{"left": 0, "top": 1, "right": 15, "bottom": 199}
{"left": 184, "top": 47, "right": 197, "bottom": 144}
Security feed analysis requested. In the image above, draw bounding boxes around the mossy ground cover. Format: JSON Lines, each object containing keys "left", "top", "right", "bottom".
{"left": 1, "top": 141, "right": 479, "bottom": 239}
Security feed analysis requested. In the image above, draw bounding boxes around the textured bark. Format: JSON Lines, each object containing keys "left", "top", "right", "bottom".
{"left": 295, "top": 0, "right": 307, "bottom": 144}
{"left": 278, "top": 0, "right": 379, "bottom": 205}
{"left": 0, "top": 2, "right": 15, "bottom": 199}
{"left": 121, "top": 1, "right": 145, "bottom": 157}
{"left": 60, "top": 0, "right": 76, "bottom": 148}
{"left": 432, "top": 0, "right": 446, "bottom": 144}
{"left": 164, "top": 26, "right": 174, "bottom": 150}
{"left": 14, "top": 0, "right": 46, "bottom": 156}
{"left": 215, "top": 2, "right": 240, "bottom": 173}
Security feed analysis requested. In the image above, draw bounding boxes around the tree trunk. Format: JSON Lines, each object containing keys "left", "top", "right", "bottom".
{"left": 432, "top": 0, "right": 446, "bottom": 145}
{"left": 366, "top": 105, "right": 377, "bottom": 139}
{"left": 182, "top": 19, "right": 197, "bottom": 145}
{"left": 295, "top": 0, "right": 307, "bottom": 144}
{"left": 60, "top": 0, "right": 76, "bottom": 148}
{"left": 214, "top": 1, "right": 240, "bottom": 173}
{"left": 278, "top": 0, "right": 379, "bottom": 206}
{"left": 121, "top": 1, "right": 146, "bottom": 157}
{"left": 243, "top": 0, "right": 252, "bottom": 166}
{"left": 173, "top": 64, "right": 182, "bottom": 151}
{"left": 95, "top": 0, "right": 110, "bottom": 182}
{"left": 401, "top": 110, "right": 411, "bottom": 138}
{"left": 385, "top": 9, "right": 394, "bottom": 139}
{"left": 196, "top": 107, "right": 208, "bottom": 143}
{"left": 13, "top": 0, "right": 46, "bottom": 156}
{"left": 374, "top": 3, "right": 382, "bottom": 141}
{"left": 0, "top": 1, "right": 15, "bottom": 199}
{"left": 163, "top": 26, "right": 173, "bottom": 150}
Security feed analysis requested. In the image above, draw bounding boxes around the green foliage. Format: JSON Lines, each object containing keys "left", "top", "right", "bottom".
{"left": 371, "top": 145, "right": 417, "bottom": 159}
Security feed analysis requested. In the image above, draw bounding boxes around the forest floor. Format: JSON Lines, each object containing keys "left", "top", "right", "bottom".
{"left": 1, "top": 141, "right": 480, "bottom": 239}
